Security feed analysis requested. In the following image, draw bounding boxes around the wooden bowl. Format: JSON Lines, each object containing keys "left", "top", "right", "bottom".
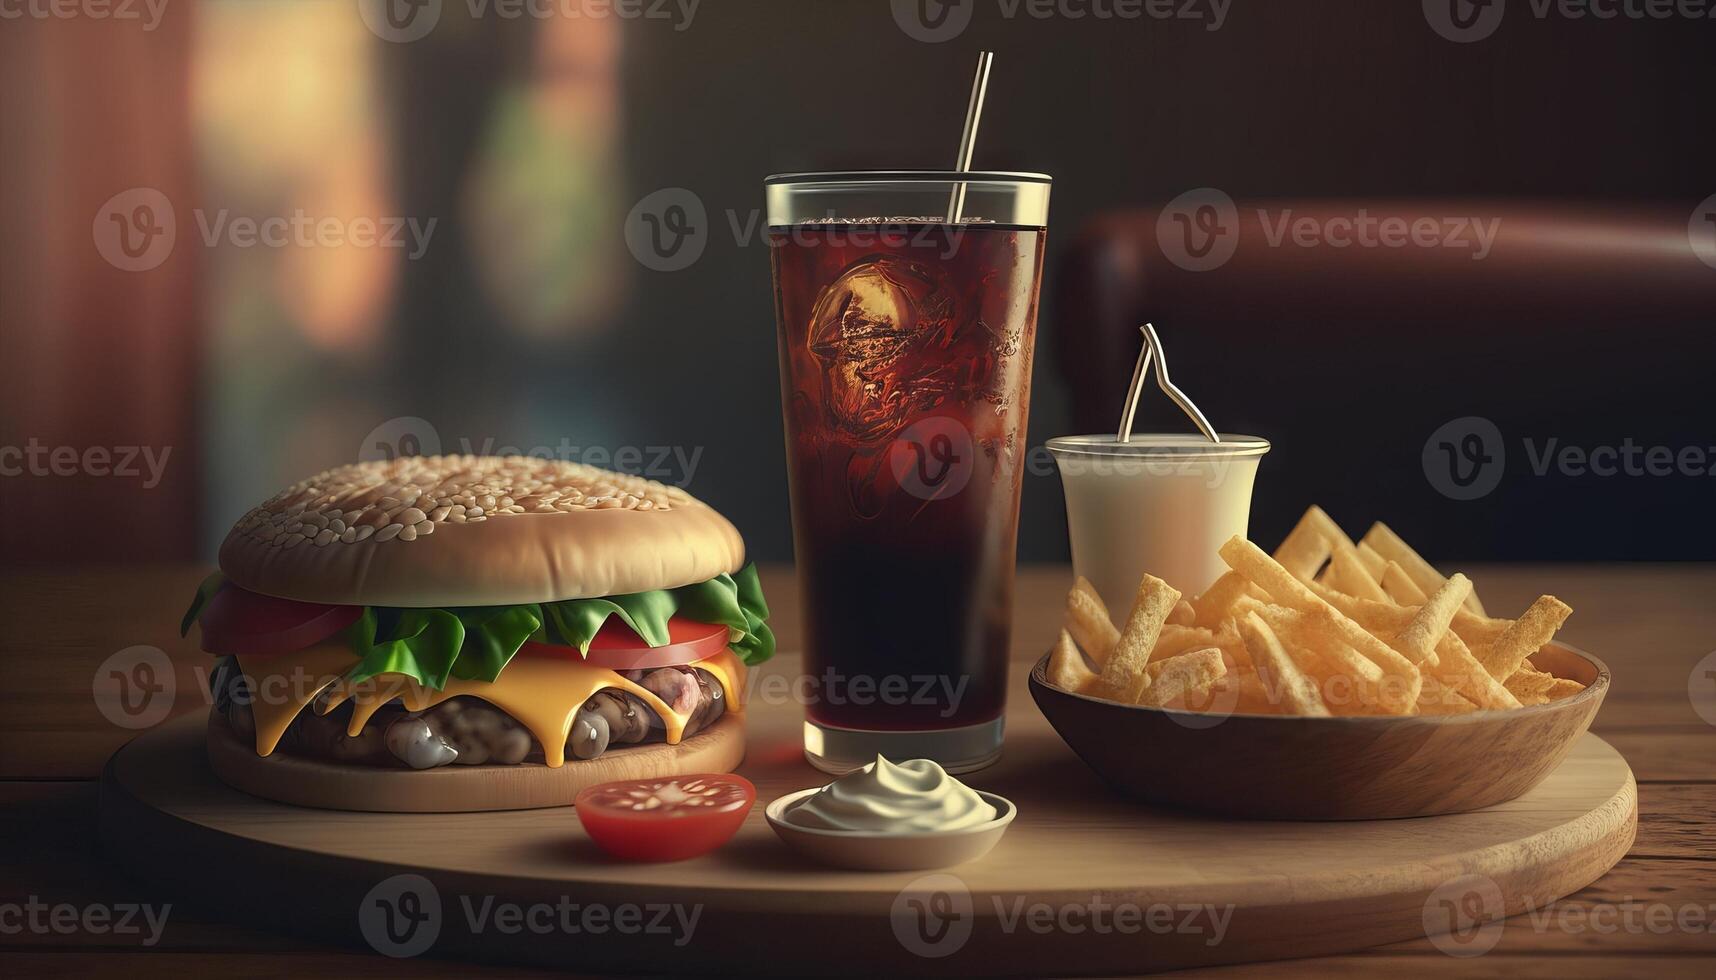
{"left": 1028, "top": 643, "right": 1609, "bottom": 820}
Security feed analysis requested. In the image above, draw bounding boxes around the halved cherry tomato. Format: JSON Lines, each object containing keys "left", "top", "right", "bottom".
{"left": 520, "top": 616, "right": 729, "bottom": 670}
{"left": 198, "top": 584, "right": 362, "bottom": 657}
{"left": 576, "top": 774, "right": 755, "bottom": 862}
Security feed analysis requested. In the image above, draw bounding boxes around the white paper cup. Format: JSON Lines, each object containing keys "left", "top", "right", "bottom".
{"left": 1047, "top": 434, "right": 1270, "bottom": 610}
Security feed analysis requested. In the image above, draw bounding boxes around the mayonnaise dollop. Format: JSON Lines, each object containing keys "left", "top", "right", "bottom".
{"left": 783, "top": 756, "right": 998, "bottom": 833}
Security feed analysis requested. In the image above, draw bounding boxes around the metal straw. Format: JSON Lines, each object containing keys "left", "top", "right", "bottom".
{"left": 1116, "top": 324, "right": 1222, "bottom": 444}
{"left": 946, "top": 50, "right": 994, "bottom": 224}
{"left": 1116, "top": 339, "right": 1153, "bottom": 444}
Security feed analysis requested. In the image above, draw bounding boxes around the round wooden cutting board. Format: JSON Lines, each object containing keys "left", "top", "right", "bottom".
{"left": 99, "top": 708, "right": 1635, "bottom": 974}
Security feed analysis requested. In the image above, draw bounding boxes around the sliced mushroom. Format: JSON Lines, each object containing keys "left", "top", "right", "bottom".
{"left": 384, "top": 715, "right": 460, "bottom": 769}
{"left": 569, "top": 707, "right": 612, "bottom": 760}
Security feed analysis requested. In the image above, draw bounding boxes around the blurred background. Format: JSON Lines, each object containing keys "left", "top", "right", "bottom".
{"left": 2, "top": 0, "right": 1712, "bottom": 567}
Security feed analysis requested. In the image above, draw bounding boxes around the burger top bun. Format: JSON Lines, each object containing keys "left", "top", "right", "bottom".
{"left": 217, "top": 456, "right": 746, "bottom": 607}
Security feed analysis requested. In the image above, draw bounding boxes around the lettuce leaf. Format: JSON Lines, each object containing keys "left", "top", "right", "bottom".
{"left": 180, "top": 564, "right": 776, "bottom": 692}
{"left": 449, "top": 604, "right": 544, "bottom": 683}
{"left": 179, "top": 571, "right": 226, "bottom": 638}
{"left": 540, "top": 565, "right": 775, "bottom": 666}
{"left": 344, "top": 607, "right": 467, "bottom": 690}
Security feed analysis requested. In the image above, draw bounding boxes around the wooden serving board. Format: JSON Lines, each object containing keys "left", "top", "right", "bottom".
{"left": 100, "top": 694, "right": 1635, "bottom": 975}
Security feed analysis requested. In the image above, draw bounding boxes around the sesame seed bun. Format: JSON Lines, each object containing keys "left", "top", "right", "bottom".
{"left": 217, "top": 456, "right": 745, "bottom": 607}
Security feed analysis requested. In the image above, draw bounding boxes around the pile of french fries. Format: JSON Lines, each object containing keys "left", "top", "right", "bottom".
{"left": 1048, "top": 505, "right": 1584, "bottom": 717}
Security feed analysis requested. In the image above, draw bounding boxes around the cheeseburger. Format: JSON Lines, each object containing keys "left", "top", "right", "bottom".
{"left": 181, "top": 456, "right": 771, "bottom": 801}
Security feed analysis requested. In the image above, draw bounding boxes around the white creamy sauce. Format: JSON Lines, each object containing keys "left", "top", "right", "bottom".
{"left": 784, "top": 756, "right": 998, "bottom": 833}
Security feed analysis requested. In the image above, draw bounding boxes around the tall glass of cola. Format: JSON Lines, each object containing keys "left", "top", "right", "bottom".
{"left": 765, "top": 172, "right": 1051, "bottom": 773}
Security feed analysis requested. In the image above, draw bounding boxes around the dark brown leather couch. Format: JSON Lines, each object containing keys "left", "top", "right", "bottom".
{"left": 1053, "top": 200, "right": 1715, "bottom": 560}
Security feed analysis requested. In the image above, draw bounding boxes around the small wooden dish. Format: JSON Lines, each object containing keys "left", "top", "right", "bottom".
{"left": 1029, "top": 643, "right": 1609, "bottom": 820}
{"left": 764, "top": 788, "right": 1017, "bottom": 870}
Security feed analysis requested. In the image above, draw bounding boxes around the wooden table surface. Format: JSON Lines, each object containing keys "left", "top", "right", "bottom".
{"left": 4, "top": 563, "right": 1713, "bottom": 977}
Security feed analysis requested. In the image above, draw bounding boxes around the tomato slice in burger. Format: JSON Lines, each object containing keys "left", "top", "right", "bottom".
{"left": 197, "top": 584, "right": 362, "bottom": 657}
{"left": 522, "top": 616, "right": 730, "bottom": 670}
{"left": 576, "top": 774, "right": 756, "bottom": 862}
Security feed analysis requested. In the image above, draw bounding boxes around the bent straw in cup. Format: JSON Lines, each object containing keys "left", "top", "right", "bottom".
{"left": 1051, "top": 325, "right": 1269, "bottom": 607}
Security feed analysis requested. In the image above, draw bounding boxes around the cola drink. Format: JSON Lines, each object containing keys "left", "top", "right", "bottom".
{"left": 770, "top": 213, "right": 1046, "bottom": 772}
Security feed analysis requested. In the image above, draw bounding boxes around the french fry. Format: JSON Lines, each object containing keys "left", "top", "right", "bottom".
{"left": 1427, "top": 630, "right": 1521, "bottom": 710}
{"left": 1273, "top": 505, "right": 1354, "bottom": 581}
{"left": 1392, "top": 573, "right": 1472, "bottom": 667}
{"left": 1362, "top": 521, "right": 1486, "bottom": 616}
{"left": 1378, "top": 561, "right": 1421, "bottom": 605}
{"left": 1048, "top": 629, "right": 1099, "bottom": 693}
{"left": 1168, "top": 599, "right": 1196, "bottom": 627}
{"left": 1065, "top": 577, "right": 1121, "bottom": 667}
{"left": 1416, "top": 674, "right": 1479, "bottom": 715}
{"left": 1229, "top": 667, "right": 1281, "bottom": 714}
{"left": 1193, "top": 571, "right": 1252, "bottom": 628}
{"left": 1355, "top": 541, "right": 1388, "bottom": 580}
{"left": 1070, "top": 507, "right": 1574, "bottom": 720}
{"left": 1248, "top": 602, "right": 1384, "bottom": 684}
{"left": 1139, "top": 648, "right": 1227, "bottom": 708}
{"left": 1479, "top": 596, "right": 1574, "bottom": 680}
{"left": 1503, "top": 660, "right": 1559, "bottom": 702}
{"left": 1218, "top": 536, "right": 1420, "bottom": 683}
{"left": 1238, "top": 612, "right": 1330, "bottom": 717}
{"left": 1306, "top": 577, "right": 1508, "bottom": 658}
{"left": 1094, "top": 574, "right": 1181, "bottom": 704}
{"left": 1154, "top": 625, "right": 1219, "bottom": 660}
{"left": 1276, "top": 504, "right": 1352, "bottom": 583}
{"left": 1329, "top": 539, "right": 1388, "bottom": 601}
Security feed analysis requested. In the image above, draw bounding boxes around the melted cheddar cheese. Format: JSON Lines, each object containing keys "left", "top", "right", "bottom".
{"left": 231, "top": 645, "right": 744, "bottom": 768}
